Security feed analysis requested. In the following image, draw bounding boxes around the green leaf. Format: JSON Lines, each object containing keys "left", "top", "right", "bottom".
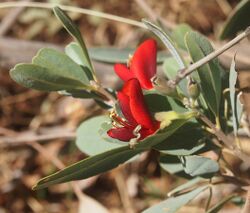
{"left": 65, "top": 42, "right": 93, "bottom": 78}
{"left": 137, "top": 118, "right": 194, "bottom": 149}
{"left": 206, "top": 194, "right": 236, "bottom": 213}
{"left": 144, "top": 93, "right": 172, "bottom": 113}
{"left": 167, "top": 177, "right": 204, "bottom": 197}
{"left": 33, "top": 146, "right": 143, "bottom": 190}
{"left": 220, "top": 0, "right": 250, "bottom": 39}
{"left": 33, "top": 114, "right": 193, "bottom": 190}
{"left": 76, "top": 116, "right": 125, "bottom": 156}
{"left": 89, "top": 47, "right": 134, "bottom": 64}
{"left": 88, "top": 47, "right": 168, "bottom": 64}
{"left": 53, "top": 6, "right": 93, "bottom": 73}
{"left": 155, "top": 111, "right": 198, "bottom": 129}
{"left": 181, "top": 155, "right": 219, "bottom": 178}
{"left": 143, "top": 19, "right": 186, "bottom": 69}
{"left": 159, "top": 155, "right": 184, "bottom": 174}
{"left": 143, "top": 185, "right": 208, "bottom": 213}
{"left": 10, "top": 64, "right": 86, "bottom": 92}
{"left": 154, "top": 123, "right": 206, "bottom": 156}
{"left": 185, "top": 31, "right": 222, "bottom": 116}
{"left": 229, "top": 55, "right": 239, "bottom": 136}
{"left": 33, "top": 48, "right": 90, "bottom": 86}
{"left": 236, "top": 93, "right": 243, "bottom": 127}
{"left": 163, "top": 57, "right": 188, "bottom": 96}
{"left": 172, "top": 24, "right": 192, "bottom": 50}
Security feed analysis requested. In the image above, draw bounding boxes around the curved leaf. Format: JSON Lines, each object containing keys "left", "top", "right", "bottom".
{"left": 172, "top": 23, "right": 192, "bottom": 50}
{"left": 76, "top": 116, "right": 125, "bottom": 156}
{"left": 53, "top": 6, "right": 93, "bottom": 73}
{"left": 143, "top": 19, "right": 186, "bottom": 69}
{"left": 33, "top": 146, "right": 143, "bottom": 190}
{"left": 220, "top": 0, "right": 250, "bottom": 39}
{"left": 154, "top": 123, "right": 206, "bottom": 156}
{"left": 229, "top": 55, "right": 241, "bottom": 136}
{"left": 163, "top": 57, "right": 189, "bottom": 96}
{"left": 143, "top": 186, "right": 208, "bottom": 213}
{"left": 159, "top": 155, "right": 184, "bottom": 174}
{"left": 33, "top": 48, "right": 90, "bottom": 86}
{"left": 10, "top": 64, "right": 86, "bottom": 91}
{"left": 33, "top": 114, "right": 193, "bottom": 190}
{"left": 181, "top": 155, "right": 219, "bottom": 178}
{"left": 185, "top": 31, "right": 222, "bottom": 116}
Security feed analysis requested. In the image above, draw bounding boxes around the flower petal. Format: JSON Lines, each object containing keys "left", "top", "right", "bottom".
{"left": 121, "top": 79, "right": 155, "bottom": 129}
{"left": 117, "top": 92, "right": 138, "bottom": 126}
{"left": 139, "top": 123, "right": 160, "bottom": 140}
{"left": 114, "top": 64, "right": 135, "bottom": 82}
{"left": 107, "top": 127, "right": 135, "bottom": 142}
{"left": 131, "top": 39, "right": 157, "bottom": 89}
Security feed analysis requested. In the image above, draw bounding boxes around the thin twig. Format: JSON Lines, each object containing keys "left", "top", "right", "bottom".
{"left": 199, "top": 113, "right": 250, "bottom": 167}
{"left": 28, "top": 141, "right": 83, "bottom": 199}
{"left": 171, "top": 27, "right": 250, "bottom": 86}
{"left": 205, "top": 186, "right": 213, "bottom": 211}
{"left": 0, "top": 1, "right": 145, "bottom": 28}
{"left": 0, "top": 0, "right": 31, "bottom": 36}
{"left": 113, "top": 168, "right": 135, "bottom": 213}
{"left": 134, "top": 0, "right": 175, "bottom": 29}
{"left": 0, "top": 129, "right": 76, "bottom": 146}
{"left": 0, "top": 90, "right": 44, "bottom": 106}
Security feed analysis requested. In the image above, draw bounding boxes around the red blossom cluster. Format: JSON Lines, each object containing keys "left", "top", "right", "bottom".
{"left": 107, "top": 39, "right": 160, "bottom": 142}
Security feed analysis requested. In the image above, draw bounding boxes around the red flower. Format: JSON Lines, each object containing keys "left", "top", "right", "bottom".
{"left": 107, "top": 79, "right": 159, "bottom": 142}
{"left": 114, "top": 39, "right": 157, "bottom": 90}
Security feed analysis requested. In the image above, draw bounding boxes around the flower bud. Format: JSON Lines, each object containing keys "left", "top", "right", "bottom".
{"left": 152, "top": 76, "right": 179, "bottom": 97}
{"left": 188, "top": 78, "right": 200, "bottom": 100}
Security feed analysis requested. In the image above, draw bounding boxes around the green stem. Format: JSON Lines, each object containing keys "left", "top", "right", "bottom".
{"left": 0, "top": 2, "right": 145, "bottom": 28}
{"left": 205, "top": 186, "right": 213, "bottom": 211}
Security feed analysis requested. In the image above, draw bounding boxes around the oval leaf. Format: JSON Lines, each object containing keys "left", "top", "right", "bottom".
{"left": 220, "top": 0, "right": 250, "bottom": 39}
{"left": 163, "top": 57, "right": 189, "bottom": 96}
{"left": 65, "top": 42, "right": 94, "bottom": 79}
{"left": 76, "top": 116, "right": 125, "bottom": 156}
{"left": 33, "top": 114, "right": 193, "bottom": 190}
{"left": 159, "top": 155, "right": 184, "bottom": 174}
{"left": 181, "top": 155, "right": 219, "bottom": 178}
{"left": 10, "top": 64, "right": 86, "bottom": 91}
{"left": 172, "top": 23, "right": 192, "bottom": 50}
{"left": 33, "top": 48, "right": 90, "bottom": 86}
{"left": 154, "top": 123, "right": 206, "bottom": 156}
{"left": 185, "top": 31, "right": 222, "bottom": 116}
{"left": 143, "top": 186, "right": 208, "bottom": 213}
{"left": 53, "top": 6, "right": 93, "bottom": 73}
{"left": 33, "top": 146, "right": 143, "bottom": 190}
{"left": 88, "top": 47, "right": 168, "bottom": 64}
{"left": 143, "top": 19, "right": 186, "bottom": 69}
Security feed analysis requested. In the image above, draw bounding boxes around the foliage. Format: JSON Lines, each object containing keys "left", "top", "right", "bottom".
{"left": 9, "top": 5, "right": 249, "bottom": 213}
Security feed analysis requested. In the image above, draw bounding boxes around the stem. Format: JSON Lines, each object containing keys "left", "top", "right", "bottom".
{"left": 205, "top": 186, "right": 213, "bottom": 211}
{"left": 90, "top": 81, "right": 116, "bottom": 106}
{"left": 172, "top": 27, "right": 250, "bottom": 86}
{"left": 199, "top": 113, "right": 250, "bottom": 167}
{"left": 0, "top": 1, "right": 145, "bottom": 28}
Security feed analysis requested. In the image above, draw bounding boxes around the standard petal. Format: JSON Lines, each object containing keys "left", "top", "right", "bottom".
{"left": 122, "top": 79, "right": 155, "bottom": 129}
{"left": 107, "top": 127, "right": 135, "bottom": 142}
{"left": 114, "top": 64, "right": 135, "bottom": 82}
{"left": 117, "top": 92, "right": 138, "bottom": 126}
{"left": 131, "top": 39, "right": 157, "bottom": 89}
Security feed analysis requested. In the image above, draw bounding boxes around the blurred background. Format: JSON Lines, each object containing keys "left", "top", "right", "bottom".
{"left": 0, "top": 0, "right": 249, "bottom": 212}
